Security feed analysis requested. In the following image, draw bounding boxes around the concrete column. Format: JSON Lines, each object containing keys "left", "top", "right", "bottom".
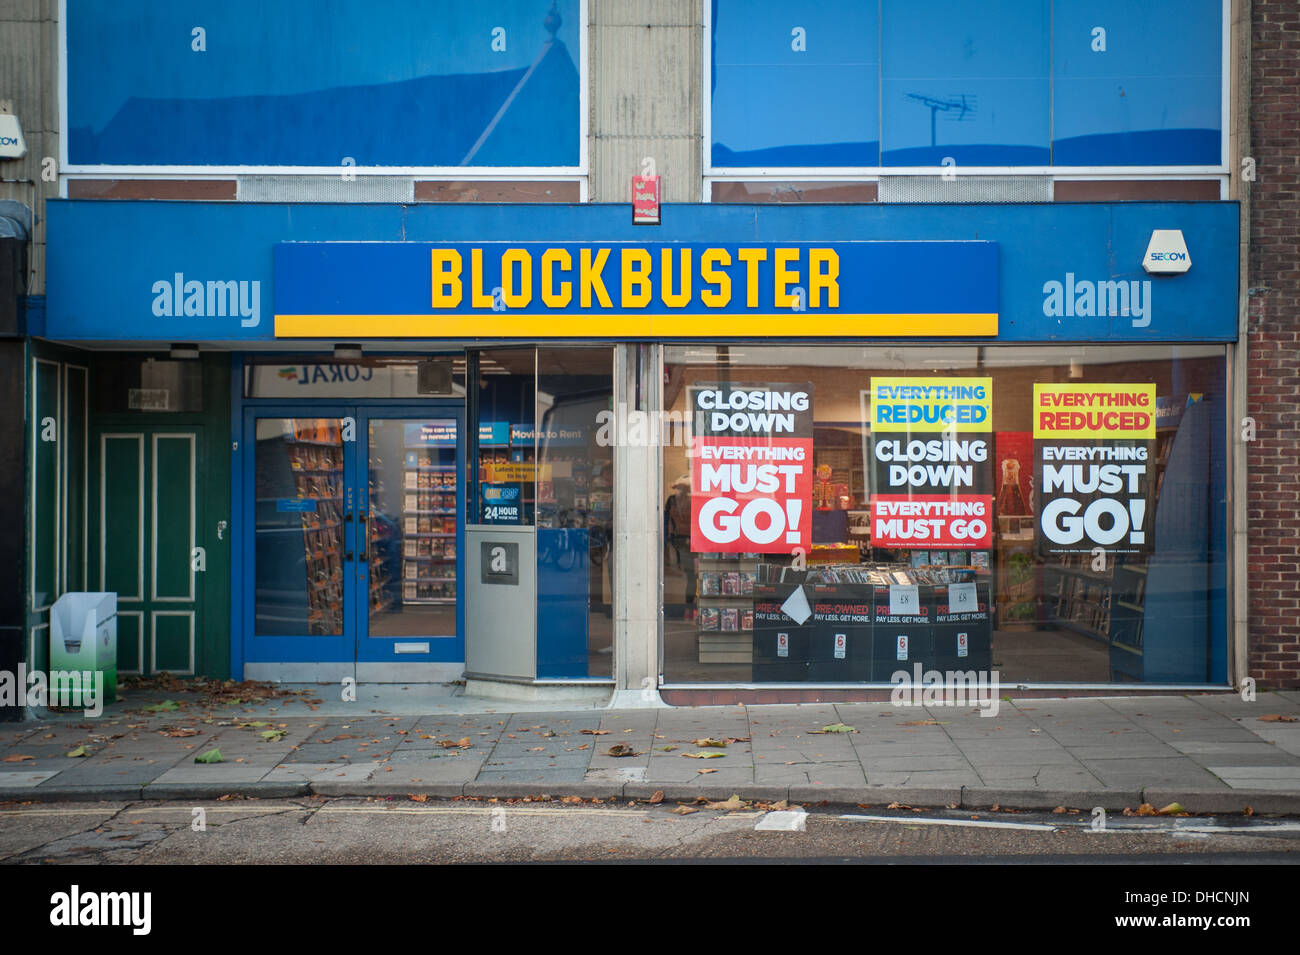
{"left": 590, "top": 2, "right": 697, "bottom": 704}
{"left": 610, "top": 343, "right": 665, "bottom": 703}
{"left": 588, "top": 0, "right": 702, "bottom": 203}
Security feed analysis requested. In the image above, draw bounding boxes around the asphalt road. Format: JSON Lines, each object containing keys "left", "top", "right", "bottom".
{"left": 3, "top": 797, "right": 1299, "bottom": 864}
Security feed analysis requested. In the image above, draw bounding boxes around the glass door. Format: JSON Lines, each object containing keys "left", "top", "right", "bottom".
{"left": 357, "top": 412, "right": 464, "bottom": 662}
{"left": 243, "top": 406, "right": 464, "bottom": 670}
{"left": 248, "top": 413, "right": 353, "bottom": 664}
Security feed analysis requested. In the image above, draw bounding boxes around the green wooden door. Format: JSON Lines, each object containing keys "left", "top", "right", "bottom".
{"left": 95, "top": 427, "right": 204, "bottom": 675}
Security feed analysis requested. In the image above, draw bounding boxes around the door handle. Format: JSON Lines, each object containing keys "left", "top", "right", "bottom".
{"left": 344, "top": 550, "right": 353, "bottom": 562}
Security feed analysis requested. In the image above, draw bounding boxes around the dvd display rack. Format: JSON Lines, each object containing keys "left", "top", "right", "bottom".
{"left": 283, "top": 420, "right": 344, "bottom": 636}
{"left": 396, "top": 449, "right": 458, "bottom": 606}
{"left": 696, "top": 554, "right": 758, "bottom": 664}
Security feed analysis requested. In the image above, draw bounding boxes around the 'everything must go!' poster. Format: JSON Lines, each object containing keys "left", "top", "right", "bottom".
{"left": 689, "top": 382, "right": 813, "bottom": 554}
{"left": 1033, "top": 383, "right": 1156, "bottom": 555}
{"left": 868, "top": 377, "right": 994, "bottom": 549}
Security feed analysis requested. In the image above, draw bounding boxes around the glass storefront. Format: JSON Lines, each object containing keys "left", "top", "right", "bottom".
{"left": 662, "top": 344, "right": 1228, "bottom": 686}
{"left": 472, "top": 347, "right": 615, "bottom": 678}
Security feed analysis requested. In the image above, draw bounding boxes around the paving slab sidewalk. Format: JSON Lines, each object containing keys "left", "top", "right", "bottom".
{"left": 2, "top": 689, "right": 1299, "bottom": 813}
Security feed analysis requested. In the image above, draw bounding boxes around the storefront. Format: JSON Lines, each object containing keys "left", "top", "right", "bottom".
{"left": 38, "top": 198, "right": 1238, "bottom": 694}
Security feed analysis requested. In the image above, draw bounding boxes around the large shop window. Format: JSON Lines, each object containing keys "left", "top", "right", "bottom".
{"left": 473, "top": 347, "right": 614, "bottom": 678}
{"left": 66, "top": 0, "right": 582, "bottom": 168}
{"left": 662, "top": 345, "right": 1228, "bottom": 686}
{"left": 708, "top": 0, "right": 1223, "bottom": 169}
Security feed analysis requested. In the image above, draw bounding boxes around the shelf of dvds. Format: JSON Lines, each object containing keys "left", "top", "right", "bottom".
{"left": 695, "top": 555, "right": 758, "bottom": 664}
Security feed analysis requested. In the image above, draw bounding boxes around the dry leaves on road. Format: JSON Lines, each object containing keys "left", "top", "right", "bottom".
{"left": 580, "top": 729, "right": 609, "bottom": 735}
{"left": 1258, "top": 714, "right": 1298, "bottom": 723}
{"left": 606, "top": 744, "right": 639, "bottom": 757}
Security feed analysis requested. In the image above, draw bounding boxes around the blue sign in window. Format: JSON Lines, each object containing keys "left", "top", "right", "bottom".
{"left": 709, "top": 0, "right": 1223, "bottom": 169}
{"left": 66, "top": 0, "right": 581, "bottom": 167}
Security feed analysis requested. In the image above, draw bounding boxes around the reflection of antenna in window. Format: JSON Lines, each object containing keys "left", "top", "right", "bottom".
{"left": 906, "top": 93, "right": 977, "bottom": 147}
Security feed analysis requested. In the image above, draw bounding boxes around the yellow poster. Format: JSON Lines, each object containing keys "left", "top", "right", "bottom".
{"left": 1033, "top": 384, "right": 1156, "bottom": 440}
{"left": 869, "top": 377, "right": 992, "bottom": 432}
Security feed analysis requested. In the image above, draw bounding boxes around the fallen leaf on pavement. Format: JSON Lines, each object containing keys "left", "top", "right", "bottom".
{"left": 697, "top": 768, "right": 718, "bottom": 774}
{"left": 65, "top": 746, "right": 87, "bottom": 758}
{"left": 692, "top": 738, "right": 727, "bottom": 748}
{"left": 705, "top": 795, "right": 748, "bottom": 811}
{"left": 409, "top": 794, "right": 428, "bottom": 803}
{"left": 811, "top": 724, "right": 857, "bottom": 734}
{"left": 671, "top": 805, "right": 698, "bottom": 815}
{"left": 1258, "top": 714, "right": 1298, "bottom": 722}
{"left": 560, "top": 795, "right": 583, "bottom": 804}
{"left": 1157, "top": 802, "right": 1187, "bottom": 815}
{"left": 659, "top": 745, "right": 677, "bottom": 752}
{"left": 1135, "top": 803, "right": 1158, "bottom": 816}
{"left": 886, "top": 802, "right": 924, "bottom": 812}
{"left": 648, "top": 790, "right": 664, "bottom": 804}
{"left": 194, "top": 747, "right": 224, "bottom": 764}
{"left": 580, "top": 729, "right": 609, "bottom": 735}
{"left": 681, "top": 751, "right": 724, "bottom": 759}
{"left": 897, "top": 720, "right": 948, "bottom": 726}
{"left": 162, "top": 728, "right": 200, "bottom": 738}
{"left": 606, "top": 744, "right": 639, "bottom": 757}
{"left": 2, "top": 755, "right": 35, "bottom": 762}
{"left": 144, "top": 700, "right": 180, "bottom": 713}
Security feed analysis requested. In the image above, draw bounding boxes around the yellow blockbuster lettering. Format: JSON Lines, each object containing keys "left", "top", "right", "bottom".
{"left": 541, "top": 248, "right": 572, "bottom": 308}
{"left": 660, "top": 248, "right": 692, "bottom": 308}
{"left": 700, "top": 248, "right": 731, "bottom": 307}
{"left": 809, "top": 248, "right": 840, "bottom": 308}
{"left": 737, "top": 248, "right": 767, "bottom": 308}
{"left": 471, "top": 248, "right": 494, "bottom": 309}
{"left": 773, "top": 247, "right": 800, "bottom": 308}
{"left": 500, "top": 249, "right": 532, "bottom": 309}
{"left": 581, "top": 248, "right": 613, "bottom": 308}
{"left": 622, "top": 248, "right": 652, "bottom": 308}
{"left": 431, "top": 250, "right": 462, "bottom": 308}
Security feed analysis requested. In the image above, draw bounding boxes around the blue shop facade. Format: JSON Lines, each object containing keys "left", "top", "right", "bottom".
{"left": 31, "top": 199, "right": 1237, "bottom": 693}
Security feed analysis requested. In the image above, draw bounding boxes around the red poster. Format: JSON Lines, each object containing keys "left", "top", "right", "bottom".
{"left": 688, "top": 382, "right": 814, "bottom": 554}
{"left": 869, "top": 494, "right": 994, "bottom": 548}
{"left": 994, "top": 431, "right": 1034, "bottom": 517}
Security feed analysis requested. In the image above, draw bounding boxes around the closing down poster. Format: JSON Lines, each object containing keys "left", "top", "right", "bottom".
{"left": 690, "top": 382, "right": 813, "bottom": 554}
{"left": 868, "top": 377, "right": 994, "bottom": 549}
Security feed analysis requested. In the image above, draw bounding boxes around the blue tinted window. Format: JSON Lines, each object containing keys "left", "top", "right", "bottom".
{"left": 881, "top": 0, "right": 1050, "bottom": 166}
{"left": 1052, "top": 0, "right": 1221, "bottom": 165}
{"left": 67, "top": 0, "right": 581, "bottom": 167}
{"left": 710, "top": 0, "right": 879, "bottom": 167}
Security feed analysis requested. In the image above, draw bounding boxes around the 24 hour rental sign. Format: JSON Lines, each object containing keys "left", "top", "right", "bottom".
{"left": 690, "top": 383, "right": 813, "bottom": 554}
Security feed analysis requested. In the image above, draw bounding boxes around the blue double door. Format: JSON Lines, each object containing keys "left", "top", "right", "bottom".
{"left": 242, "top": 404, "right": 465, "bottom": 671}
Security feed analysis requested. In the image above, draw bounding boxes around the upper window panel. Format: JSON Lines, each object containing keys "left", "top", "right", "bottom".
{"left": 708, "top": 0, "right": 1224, "bottom": 170}
{"left": 1052, "top": 0, "right": 1222, "bottom": 166}
{"left": 710, "top": 0, "right": 879, "bottom": 167}
{"left": 880, "top": 0, "right": 1050, "bottom": 166}
{"left": 66, "top": 0, "right": 582, "bottom": 168}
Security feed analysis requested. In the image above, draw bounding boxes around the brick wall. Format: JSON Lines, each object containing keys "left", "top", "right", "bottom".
{"left": 1248, "top": 1, "right": 1300, "bottom": 688}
